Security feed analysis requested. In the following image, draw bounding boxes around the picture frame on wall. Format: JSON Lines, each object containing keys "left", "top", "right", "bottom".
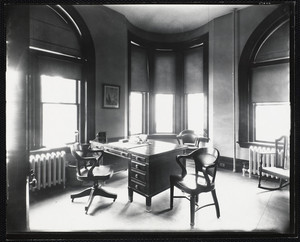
{"left": 103, "top": 84, "right": 120, "bottom": 109}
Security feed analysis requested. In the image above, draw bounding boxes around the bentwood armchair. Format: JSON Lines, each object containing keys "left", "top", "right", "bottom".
{"left": 170, "top": 147, "right": 220, "bottom": 226}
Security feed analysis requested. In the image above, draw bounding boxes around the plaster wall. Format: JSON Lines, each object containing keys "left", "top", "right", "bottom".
{"left": 76, "top": 6, "right": 128, "bottom": 139}
{"left": 76, "top": 4, "right": 280, "bottom": 159}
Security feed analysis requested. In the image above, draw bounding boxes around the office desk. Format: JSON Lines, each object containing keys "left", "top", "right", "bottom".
{"left": 90, "top": 140, "right": 186, "bottom": 211}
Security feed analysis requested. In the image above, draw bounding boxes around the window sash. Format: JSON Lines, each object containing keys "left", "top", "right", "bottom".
{"left": 40, "top": 75, "right": 80, "bottom": 147}
{"left": 154, "top": 94, "right": 174, "bottom": 133}
{"left": 253, "top": 102, "right": 290, "bottom": 142}
{"left": 186, "top": 93, "right": 205, "bottom": 135}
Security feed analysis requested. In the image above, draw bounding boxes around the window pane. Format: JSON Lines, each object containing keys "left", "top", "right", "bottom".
{"left": 42, "top": 104, "right": 77, "bottom": 147}
{"left": 41, "top": 75, "right": 76, "bottom": 103}
{"left": 129, "top": 92, "right": 143, "bottom": 135}
{"left": 187, "top": 93, "right": 204, "bottom": 135}
{"left": 155, "top": 94, "right": 173, "bottom": 133}
{"left": 255, "top": 103, "right": 290, "bottom": 142}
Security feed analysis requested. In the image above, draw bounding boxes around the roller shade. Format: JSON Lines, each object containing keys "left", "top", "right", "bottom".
{"left": 255, "top": 21, "right": 289, "bottom": 63}
{"left": 30, "top": 5, "right": 81, "bottom": 57}
{"left": 38, "top": 56, "right": 82, "bottom": 80}
{"left": 184, "top": 46, "right": 204, "bottom": 93}
{"left": 130, "top": 44, "right": 149, "bottom": 92}
{"left": 251, "top": 63, "right": 289, "bottom": 102}
{"left": 153, "top": 50, "right": 176, "bottom": 94}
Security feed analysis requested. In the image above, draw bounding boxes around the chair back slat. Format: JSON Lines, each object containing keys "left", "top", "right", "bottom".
{"left": 275, "top": 136, "right": 288, "bottom": 169}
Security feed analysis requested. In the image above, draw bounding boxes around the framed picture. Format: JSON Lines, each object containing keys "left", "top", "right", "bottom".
{"left": 103, "top": 84, "right": 120, "bottom": 109}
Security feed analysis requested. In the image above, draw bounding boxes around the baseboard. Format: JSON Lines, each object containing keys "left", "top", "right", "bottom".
{"left": 218, "top": 156, "right": 247, "bottom": 172}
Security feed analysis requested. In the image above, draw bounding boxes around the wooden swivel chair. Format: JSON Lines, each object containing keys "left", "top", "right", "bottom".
{"left": 176, "top": 129, "right": 209, "bottom": 153}
{"left": 70, "top": 143, "right": 117, "bottom": 214}
{"left": 170, "top": 147, "right": 220, "bottom": 226}
{"left": 258, "top": 136, "right": 289, "bottom": 190}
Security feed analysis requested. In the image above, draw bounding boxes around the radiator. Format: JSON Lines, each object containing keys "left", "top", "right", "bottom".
{"left": 29, "top": 151, "right": 66, "bottom": 191}
{"left": 243, "top": 145, "right": 289, "bottom": 178}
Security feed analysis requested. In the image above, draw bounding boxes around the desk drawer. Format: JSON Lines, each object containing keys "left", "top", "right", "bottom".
{"left": 130, "top": 180, "right": 147, "bottom": 194}
{"left": 130, "top": 169, "right": 146, "bottom": 183}
{"left": 131, "top": 154, "right": 147, "bottom": 163}
{"left": 131, "top": 161, "right": 147, "bottom": 172}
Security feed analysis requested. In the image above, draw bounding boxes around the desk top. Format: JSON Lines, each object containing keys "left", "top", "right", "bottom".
{"left": 91, "top": 140, "right": 186, "bottom": 157}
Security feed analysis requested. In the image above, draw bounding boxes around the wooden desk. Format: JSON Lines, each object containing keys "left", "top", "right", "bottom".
{"left": 90, "top": 140, "right": 186, "bottom": 211}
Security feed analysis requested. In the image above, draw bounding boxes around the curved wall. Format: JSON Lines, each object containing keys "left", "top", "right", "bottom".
{"left": 75, "top": 4, "right": 280, "bottom": 166}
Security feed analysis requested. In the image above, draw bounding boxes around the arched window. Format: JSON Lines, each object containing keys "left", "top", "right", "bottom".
{"left": 29, "top": 5, "right": 95, "bottom": 149}
{"left": 238, "top": 5, "right": 291, "bottom": 146}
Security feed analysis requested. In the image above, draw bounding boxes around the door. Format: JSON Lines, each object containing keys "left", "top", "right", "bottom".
{"left": 6, "top": 5, "right": 30, "bottom": 233}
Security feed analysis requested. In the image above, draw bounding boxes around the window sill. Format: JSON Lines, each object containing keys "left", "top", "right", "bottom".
{"left": 147, "top": 133, "right": 177, "bottom": 140}
{"left": 237, "top": 141, "right": 275, "bottom": 149}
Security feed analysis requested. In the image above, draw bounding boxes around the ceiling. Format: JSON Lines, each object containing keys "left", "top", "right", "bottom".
{"left": 105, "top": 4, "right": 251, "bottom": 34}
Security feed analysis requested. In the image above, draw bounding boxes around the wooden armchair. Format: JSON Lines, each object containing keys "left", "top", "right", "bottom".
{"left": 170, "top": 147, "right": 220, "bottom": 226}
{"left": 176, "top": 129, "right": 209, "bottom": 153}
{"left": 70, "top": 143, "right": 117, "bottom": 214}
{"left": 258, "top": 136, "right": 289, "bottom": 190}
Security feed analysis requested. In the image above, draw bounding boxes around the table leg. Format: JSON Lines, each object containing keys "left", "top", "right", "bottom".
{"left": 146, "top": 197, "right": 151, "bottom": 212}
{"left": 128, "top": 187, "right": 133, "bottom": 202}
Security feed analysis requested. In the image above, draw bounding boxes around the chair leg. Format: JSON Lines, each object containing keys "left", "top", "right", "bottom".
{"left": 85, "top": 187, "right": 96, "bottom": 214}
{"left": 71, "top": 187, "right": 92, "bottom": 201}
{"left": 170, "top": 182, "right": 174, "bottom": 210}
{"left": 94, "top": 187, "right": 117, "bottom": 201}
{"left": 259, "top": 176, "right": 289, "bottom": 191}
{"left": 258, "top": 166, "right": 262, "bottom": 188}
{"left": 190, "top": 195, "right": 196, "bottom": 227}
{"left": 211, "top": 189, "right": 220, "bottom": 218}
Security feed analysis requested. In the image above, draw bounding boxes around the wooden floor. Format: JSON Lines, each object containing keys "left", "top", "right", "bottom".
{"left": 29, "top": 166, "right": 292, "bottom": 238}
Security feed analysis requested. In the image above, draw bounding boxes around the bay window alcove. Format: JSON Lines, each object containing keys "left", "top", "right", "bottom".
{"left": 128, "top": 34, "right": 209, "bottom": 138}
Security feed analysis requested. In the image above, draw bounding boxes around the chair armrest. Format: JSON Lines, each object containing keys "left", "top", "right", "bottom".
{"left": 176, "top": 154, "right": 189, "bottom": 178}
{"left": 86, "top": 152, "right": 104, "bottom": 177}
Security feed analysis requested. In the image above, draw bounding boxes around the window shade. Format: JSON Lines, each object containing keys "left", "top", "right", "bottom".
{"left": 255, "top": 21, "right": 289, "bottom": 63}
{"left": 30, "top": 5, "right": 81, "bottom": 57}
{"left": 184, "top": 46, "right": 204, "bottom": 93}
{"left": 38, "top": 56, "right": 82, "bottom": 80}
{"left": 130, "top": 45, "right": 149, "bottom": 92}
{"left": 153, "top": 50, "right": 176, "bottom": 94}
{"left": 251, "top": 63, "right": 289, "bottom": 102}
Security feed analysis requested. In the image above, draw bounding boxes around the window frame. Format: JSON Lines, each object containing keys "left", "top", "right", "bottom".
{"left": 153, "top": 93, "right": 175, "bottom": 134}
{"left": 29, "top": 50, "right": 86, "bottom": 149}
{"left": 185, "top": 93, "right": 207, "bottom": 136}
{"left": 253, "top": 102, "right": 290, "bottom": 143}
{"left": 40, "top": 75, "right": 81, "bottom": 147}
{"left": 129, "top": 91, "right": 149, "bottom": 135}
{"left": 238, "top": 5, "right": 291, "bottom": 148}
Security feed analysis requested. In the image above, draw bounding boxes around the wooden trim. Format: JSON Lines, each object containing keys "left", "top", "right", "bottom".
{"left": 218, "top": 156, "right": 246, "bottom": 172}
{"left": 61, "top": 5, "right": 96, "bottom": 142}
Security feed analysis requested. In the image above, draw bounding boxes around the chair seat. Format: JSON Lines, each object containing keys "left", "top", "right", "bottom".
{"left": 172, "top": 174, "right": 214, "bottom": 195}
{"left": 78, "top": 166, "right": 112, "bottom": 181}
{"left": 261, "top": 167, "right": 289, "bottom": 180}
